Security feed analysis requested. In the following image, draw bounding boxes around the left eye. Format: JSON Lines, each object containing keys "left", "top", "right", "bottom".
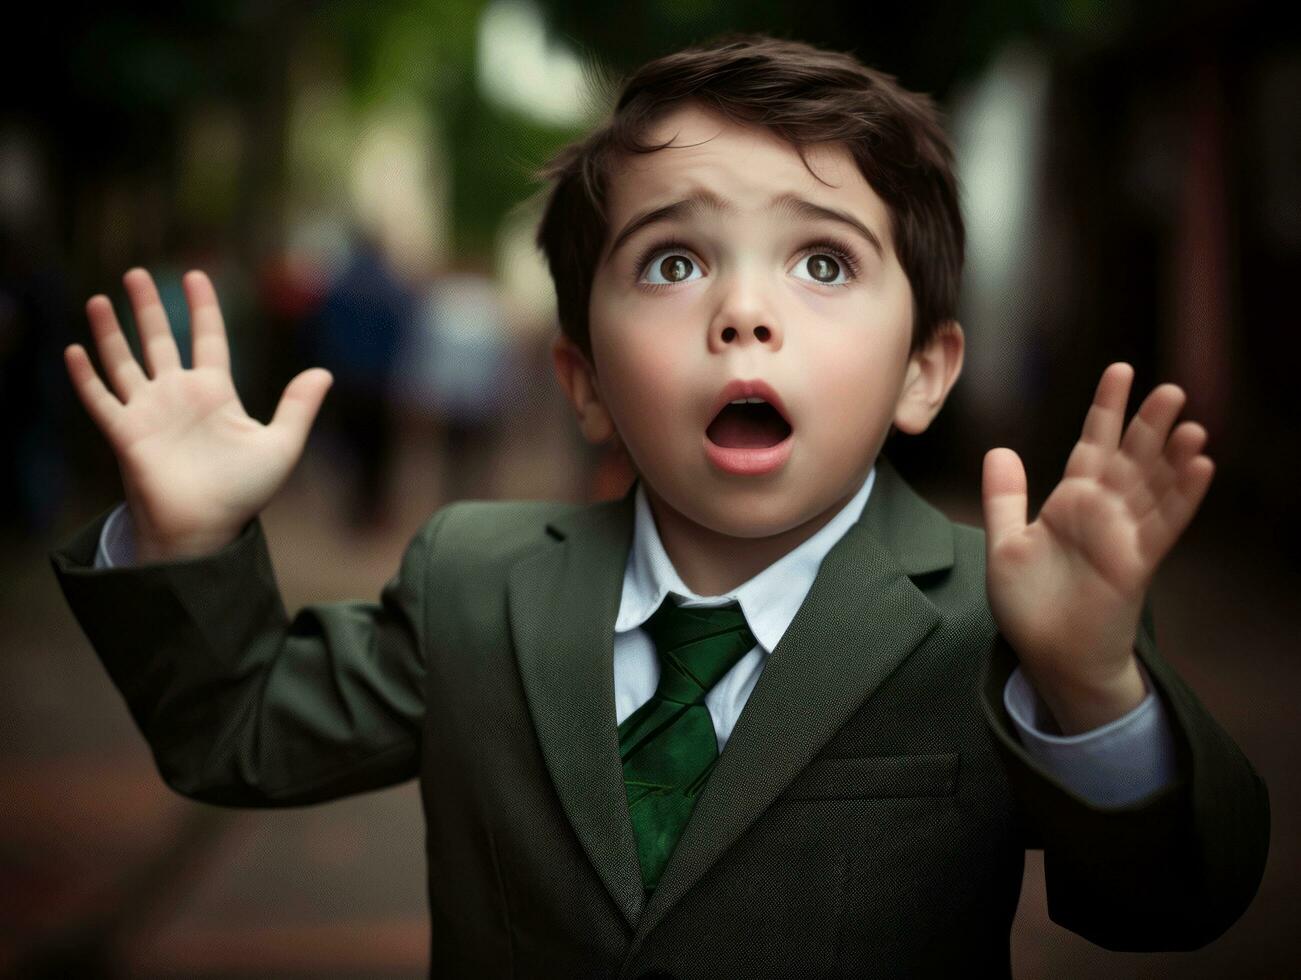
{"left": 792, "top": 253, "right": 848, "bottom": 285}
{"left": 642, "top": 252, "right": 703, "bottom": 285}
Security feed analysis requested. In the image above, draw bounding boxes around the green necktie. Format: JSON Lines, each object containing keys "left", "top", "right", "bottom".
{"left": 618, "top": 595, "right": 756, "bottom": 895}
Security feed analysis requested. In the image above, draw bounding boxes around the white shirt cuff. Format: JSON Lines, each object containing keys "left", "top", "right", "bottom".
{"left": 94, "top": 502, "right": 138, "bottom": 569}
{"left": 1003, "top": 661, "right": 1179, "bottom": 808}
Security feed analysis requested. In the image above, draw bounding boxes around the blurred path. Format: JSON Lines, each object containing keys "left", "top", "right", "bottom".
{"left": 1, "top": 456, "right": 1293, "bottom": 976}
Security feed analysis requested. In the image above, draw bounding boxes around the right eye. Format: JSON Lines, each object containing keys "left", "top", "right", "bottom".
{"left": 640, "top": 250, "right": 703, "bottom": 286}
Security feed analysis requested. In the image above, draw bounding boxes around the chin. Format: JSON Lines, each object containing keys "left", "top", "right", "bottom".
{"left": 671, "top": 487, "right": 824, "bottom": 541}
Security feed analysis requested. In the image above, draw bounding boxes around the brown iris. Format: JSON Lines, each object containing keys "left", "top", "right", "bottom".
{"left": 807, "top": 254, "right": 839, "bottom": 283}
{"left": 659, "top": 256, "right": 693, "bottom": 282}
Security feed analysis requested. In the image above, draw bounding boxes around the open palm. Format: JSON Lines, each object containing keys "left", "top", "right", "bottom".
{"left": 65, "top": 268, "right": 332, "bottom": 561}
{"left": 982, "top": 363, "right": 1215, "bottom": 693}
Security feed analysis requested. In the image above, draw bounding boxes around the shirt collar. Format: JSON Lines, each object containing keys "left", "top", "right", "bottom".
{"left": 614, "top": 466, "right": 878, "bottom": 652}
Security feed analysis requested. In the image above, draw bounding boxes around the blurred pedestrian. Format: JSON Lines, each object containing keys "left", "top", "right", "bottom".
{"left": 307, "top": 232, "right": 412, "bottom": 529}
{"left": 395, "top": 256, "right": 516, "bottom": 501}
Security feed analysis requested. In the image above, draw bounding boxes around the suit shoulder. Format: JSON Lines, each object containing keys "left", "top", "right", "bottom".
{"left": 950, "top": 519, "right": 987, "bottom": 566}
{"left": 416, "top": 497, "right": 585, "bottom": 566}
{"left": 925, "top": 518, "right": 992, "bottom": 624}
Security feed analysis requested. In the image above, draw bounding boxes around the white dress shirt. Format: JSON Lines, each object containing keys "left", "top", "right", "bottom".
{"left": 95, "top": 466, "right": 1178, "bottom": 808}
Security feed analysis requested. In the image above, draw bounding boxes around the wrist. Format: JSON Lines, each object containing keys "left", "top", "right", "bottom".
{"left": 1022, "top": 653, "right": 1148, "bottom": 735}
{"left": 130, "top": 514, "right": 242, "bottom": 563}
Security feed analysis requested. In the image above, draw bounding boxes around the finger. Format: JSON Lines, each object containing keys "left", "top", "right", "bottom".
{"left": 1100, "top": 382, "right": 1185, "bottom": 499}
{"left": 1066, "top": 362, "right": 1134, "bottom": 479}
{"left": 1119, "top": 383, "right": 1186, "bottom": 467}
{"left": 1081, "top": 362, "right": 1135, "bottom": 448}
{"left": 123, "top": 267, "right": 182, "bottom": 376}
{"left": 64, "top": 343, "right": 126, "bottom": 439}
{"left": 183, "top": 270, "right": 231, "bottom": 372}
{"left": 1137, "top": 455, "right": 1215, "bottom": 562}
{"left": 1126, "top": 421, "right": 1207, "bottom": 518}
{"left": 1165, "top": 420, "right": 1208, "bottom": 468}
{"left": 982, "top": 448, "right": 1028, "bottom": 548}
{"left": 85, "top": 294, "right": 148, "bottom": 400}
{"left": 269, "top": 368, "right": 334, "bottom": 454}
{"left": 1060, "top": 436, "right": 1108, "bottom": 484}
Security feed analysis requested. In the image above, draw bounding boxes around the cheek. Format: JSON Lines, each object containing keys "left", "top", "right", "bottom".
{"left": 600, "top": 332, "right": 679, "bottom": 402}
{"left": 801, "top": 278, "right": 912, "bottom": 419}
{"left": 592, "top": 326, "right": 694, "bottom": 451}
{"left": 799, "top": 337, "right": 905, "bottom": 439}
{"left": 593, "top": 289, "right": 698, "bottom": 391}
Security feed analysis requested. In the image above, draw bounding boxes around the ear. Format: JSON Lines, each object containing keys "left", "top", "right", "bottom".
{"left": 893, "top": 321, "right": 965, "bottom": 435}
{"left": 551, "top": 333, "right": 617, "bottom": 445}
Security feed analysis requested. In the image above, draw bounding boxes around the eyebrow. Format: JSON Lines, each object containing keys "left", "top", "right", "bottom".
{"left": 605, "top": 189, "right": 885, "bottom": 262}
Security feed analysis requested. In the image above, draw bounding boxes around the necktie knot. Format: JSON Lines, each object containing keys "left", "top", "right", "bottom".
{"left": 642, "top": 596, "right": 757, "bottom": 703}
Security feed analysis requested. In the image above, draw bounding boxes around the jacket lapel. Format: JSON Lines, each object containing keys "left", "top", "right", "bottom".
{"left": 507, "top": 488, "right": 646, "bottom": 931}
{"left": 632, "top": 456, "right": 955, "bottom": 941}
{"left": 506, "top": 456, "right": 957, "bottom": 938}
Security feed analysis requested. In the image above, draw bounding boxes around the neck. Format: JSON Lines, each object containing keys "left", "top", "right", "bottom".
{"left": 642, "top": 478, "right": 865, "bottom": 597}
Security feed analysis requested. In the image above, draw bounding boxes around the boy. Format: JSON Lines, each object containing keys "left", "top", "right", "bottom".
{"left": 51, "top": 33, "right": 1267, "bottom": 978}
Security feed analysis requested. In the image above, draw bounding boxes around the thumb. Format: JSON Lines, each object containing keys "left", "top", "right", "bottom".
{"left": 269, "top": 367, "right": 333, "bottom": 450}
{"left": 982, "top": 448, "right": 1028, "bottom": 548}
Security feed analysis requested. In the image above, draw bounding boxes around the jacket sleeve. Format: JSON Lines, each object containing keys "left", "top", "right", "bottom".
{"left": 49, "top": 503, "right": 448, "bottom": 807}
{"left": 980, "top": 596, "right": 1270, "bottom": 951}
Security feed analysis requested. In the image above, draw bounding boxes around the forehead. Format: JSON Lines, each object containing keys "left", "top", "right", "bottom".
{"left": 602, "top": 102, "right": 892, "bottom": 248}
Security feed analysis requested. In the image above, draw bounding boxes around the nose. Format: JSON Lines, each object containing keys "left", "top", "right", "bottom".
{"left": 706, "top": 274, "right": 783, "bottom": 353}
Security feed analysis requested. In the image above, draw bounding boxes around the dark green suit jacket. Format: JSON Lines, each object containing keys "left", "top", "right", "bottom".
{"left": 50, "top": 456, "right": 1268, "bottom": 978}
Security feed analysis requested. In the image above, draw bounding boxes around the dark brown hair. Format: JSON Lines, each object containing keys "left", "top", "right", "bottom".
{"left": 532, "top": 32, "right": 964, "bottom": 360}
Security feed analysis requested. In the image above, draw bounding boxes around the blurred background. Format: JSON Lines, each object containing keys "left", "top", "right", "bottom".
{"left": 2, "top": 0, "right": 1297, "bottom": 975}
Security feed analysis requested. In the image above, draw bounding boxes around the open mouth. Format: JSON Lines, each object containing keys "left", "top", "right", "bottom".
{"left": 706, "top": 397, "right": 793, "bottom": 449}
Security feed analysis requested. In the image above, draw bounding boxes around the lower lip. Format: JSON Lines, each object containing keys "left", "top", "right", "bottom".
{"left": 703, "top": 432, "right": 794, "bottom": 476}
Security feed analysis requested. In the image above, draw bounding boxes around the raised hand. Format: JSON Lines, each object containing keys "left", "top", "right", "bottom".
{"left": 981, "top": 362, "right": 1214, "bottom": 733}
{"left": 65, "top": 268, "right": 333, "bottom": 562}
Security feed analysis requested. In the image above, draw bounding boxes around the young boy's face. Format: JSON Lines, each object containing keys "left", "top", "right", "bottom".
{"left": 568, "top": 102, "right": 961, "bottom": 542}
